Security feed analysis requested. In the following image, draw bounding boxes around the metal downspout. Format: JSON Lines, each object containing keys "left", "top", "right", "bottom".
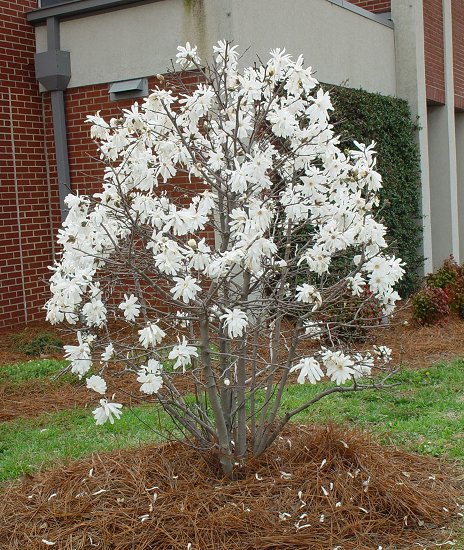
{"left": 50, "top": 89, "right": 71, "bottom": 221}
{"left": 47, "top": 17, "right": 71, "bottom": 222}
{"left": 38, "top": 17, "right": 72, "bottom": 221}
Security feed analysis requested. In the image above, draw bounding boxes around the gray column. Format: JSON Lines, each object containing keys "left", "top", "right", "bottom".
{"left": 443, "top": 0, "right": 459, "bottom": 262}
{"left": 428, "top": 0, "right": 459, "bottom": 267}
{"left": 428, "top": 105, "right": 455, "bottom": 266}
{"left": 391, "top": 0, "right": 433, "bottom": 274}
{"left": 456, "top": 113, "right": 464, "bottom": 262}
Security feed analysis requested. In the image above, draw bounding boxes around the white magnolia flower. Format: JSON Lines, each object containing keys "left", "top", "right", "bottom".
{"left": 82, "top": 299, "right": 107, "bottom": 327}
{"left": 168, "top": 336, "right": 199, "bottom": 372}
{"left": 170, "top": 276, "right": 201, "bottom": 304}
{"left": 118, "top": 294, "right": 140, "bottom": 321}
{"left": 86, "top": 374, "right": 107, "bottom": 395}
{"left": 373, "top": 345, "right": 392, "bottom": 362}
{"left": 137, "top": 359, "right": 163, "bottom": 395}
{"left": 303, "top": 320, "right": 323, "bottom": 340}
{"left": 188, "top": 238, "right": 211, "bottom": 272}
{"left": 92, "top": 399, "right": 123, "bottom": 425}
{"left": 290, "top": 357, "right": 324, "bottom": 385}
{"left": 138, "top": 322, "right": 166, "bottom": 348}
{"left": 322, "top": 350, "right": 355, "bottom": 385}
{"left": 64, "top": 331, "right": 92, "bottom": 378}
{"left": 267, "top": 105, "right": 298, "bottom": 138}
{"left": 295, "top": 284, "right": 322, "bottom": 310}
{"left": 221, "top": 308, "right": 248, "bottom": 338}
{"left": 176, "top": 42, "right": 200, "bottom": 69}
{"left": 101, "top": 343, "right": 114, "bottom": 363}
{"left": 347, "top": 273, "right": 365, "bottom": 296}
{"left": 175, "top": 310, "right": 191, "bottom": 328}
{"left": 352, "top": 353, "right": 374, "bottom": 379}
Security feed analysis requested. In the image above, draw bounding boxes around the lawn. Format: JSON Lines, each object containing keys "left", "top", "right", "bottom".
{"left": 0, "top": 358, "right": 69, "bottom": 386}
{"left": 1, "top": 358, "right": 463, "bottom": 482}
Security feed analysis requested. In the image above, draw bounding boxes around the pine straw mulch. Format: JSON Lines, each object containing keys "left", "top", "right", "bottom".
{"left": 383, "top": 307, "right": 464, "bottom": 369}
{"left": 0, "top": 380, "right": 91, "bottom": 422}
{"left": 1, "top": 424, "right": 462, "bottom": 550}
{"left": 0, "top": 321, "right": 70, "bottom": 365}
{"left": 0, "top": 369, "right": 196, "bottom": 422}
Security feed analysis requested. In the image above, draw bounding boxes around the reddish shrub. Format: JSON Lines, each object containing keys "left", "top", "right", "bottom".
{"left": 412, "top": 286, "right": 450, "bottom": 326}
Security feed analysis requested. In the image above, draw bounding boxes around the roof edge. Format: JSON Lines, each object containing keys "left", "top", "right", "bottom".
{"left": 327, "top": 1, "right": 393, "bottom": 28}
{"left": 27, "top": 0, "right": 161, "bottom": 24}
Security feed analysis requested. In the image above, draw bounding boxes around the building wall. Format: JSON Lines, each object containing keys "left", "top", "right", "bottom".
{"left": 64, "top": 72, "right": 205, "bottom": 197}
{"left": 456, "top": 113, "right": 464, "bottom": 261}
{"left": 0, "top": 0, "right": 59, "bottom": 328}
{"left": 35, "top": 0, "right": 396, "bottom": 96}
{"left": 232, "top": 0, "right": 396, "bottom": 95}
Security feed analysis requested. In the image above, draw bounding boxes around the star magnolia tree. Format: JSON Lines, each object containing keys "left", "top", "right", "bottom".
{"left": 46, "top": 42, "right": 404, "bottom": 476}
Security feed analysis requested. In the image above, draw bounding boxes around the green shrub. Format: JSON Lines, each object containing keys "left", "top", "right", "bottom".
{"left": 412, "top": 286, "right": 450, "bottom": 326}
{"left": 11, "top": 331, "right": 64, "bottom": 357}
{"left": 329, "top": 86, "right": 423, "bottom": 296}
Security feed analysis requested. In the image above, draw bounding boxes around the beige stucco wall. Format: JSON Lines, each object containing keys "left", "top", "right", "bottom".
{"left": 36, "top": 0, "right": 396, "bottom": 95}
{"left": 232, "top": 0, "right": 396, "bottom": 95}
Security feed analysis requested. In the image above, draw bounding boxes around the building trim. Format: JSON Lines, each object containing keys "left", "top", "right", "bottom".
{"left": 27, "top": 0, "right": 162, "bottom": 24}
{"left": 44, "top": 17, "right": 72, "bottom": 221}
{"left": 28, "top": 0, "right": 394, "bottom": 28}
{"left": 327, "top": 0, "right": 393, "bottom": 28}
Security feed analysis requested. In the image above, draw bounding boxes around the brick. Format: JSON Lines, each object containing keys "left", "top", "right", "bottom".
{"left": 347, "top": 1, "right": 391, "bottom": 13}
{"left": 423, "top": 0, "right": 446, "bottom": 104}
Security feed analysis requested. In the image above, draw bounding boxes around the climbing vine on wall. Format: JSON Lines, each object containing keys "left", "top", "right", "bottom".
{"left": 330, "top": 86, "right": 423, "bottom": 296}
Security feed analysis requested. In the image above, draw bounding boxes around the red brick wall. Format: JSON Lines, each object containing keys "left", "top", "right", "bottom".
{"left": 65, "top": 72, "right": 205, "bottom": 196}
{"left": 0, "top": 0, "right": 60, "bottom": 328}
{"left": 0, "top": 0, "right": 208, "bottom": 330}
{"left": 0, "top": 10, "right": 209, "bottom": 331}
{"left": 423, "top": 0, "right": 446, "bottom": 105}
{"left": 452, "top": 0, "right": 464, "bottom": 111}
{"left": 346, "top": 0, "right": 391, "bottom": 14}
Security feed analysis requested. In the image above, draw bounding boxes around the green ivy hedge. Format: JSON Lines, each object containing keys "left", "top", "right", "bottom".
{"left": 329, "top": 86, "right": 423, "bottom": 296}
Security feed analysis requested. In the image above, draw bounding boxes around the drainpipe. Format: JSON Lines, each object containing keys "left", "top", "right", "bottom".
{"left": 35, "top": 16, "right": 71, "bottom": 222}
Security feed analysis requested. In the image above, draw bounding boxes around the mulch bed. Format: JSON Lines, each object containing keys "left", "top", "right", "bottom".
{"left": 383, "top": 307, "right": 464, "bottom": 369}
{"left": 0, "top": 380, "right": 91, "bottom": 422}
{"left": 0, "top": 424, "right": 461, "bottom": 549}
{"left": 0, "top": 369, "right": 196, "bottom": 422}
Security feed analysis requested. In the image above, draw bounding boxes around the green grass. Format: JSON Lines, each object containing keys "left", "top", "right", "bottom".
{"left": 0, "top": 405, "right": 179, "bottom": 481}
{"left": 282, "top": 362, "right": 464, "bottom": 460}
{"left": 0, "top": 359, "right": 70, "bottom": 387}
{"left": 0, "top": 359, "right": 463, "bottom": 482}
